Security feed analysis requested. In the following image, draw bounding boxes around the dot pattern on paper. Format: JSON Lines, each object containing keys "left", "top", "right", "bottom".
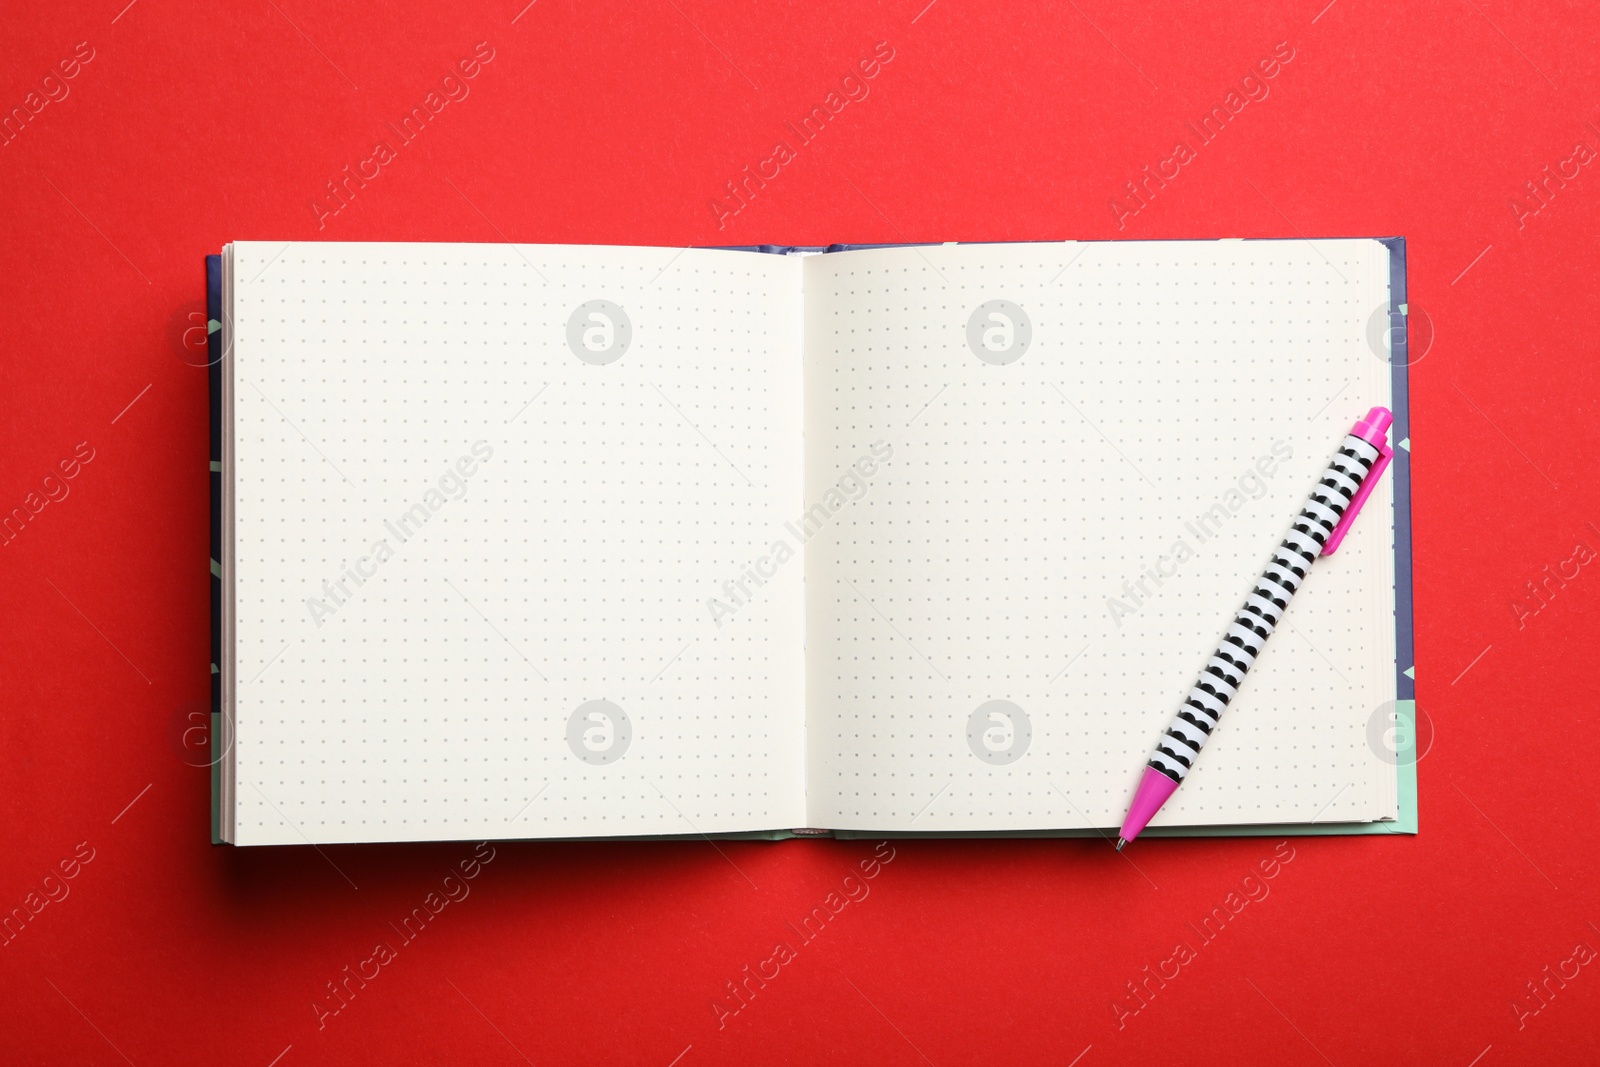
{"left": 801, "top": 240, "right": 1398, "bottom": 831}
{"left": 227, "top": 243, "right": 806, "bottom": 844}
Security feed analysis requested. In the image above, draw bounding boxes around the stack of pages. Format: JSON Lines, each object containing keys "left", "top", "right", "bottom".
{"left": 208, "top": 237, "right": 1415, "bottom": 845}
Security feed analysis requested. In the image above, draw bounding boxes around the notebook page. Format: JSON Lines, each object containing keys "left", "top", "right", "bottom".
{"left": 802, "top": 239, "right": 1397, "bottom": 831}
{"left": 226, "top": 242, "right": 805, "bottom": 844}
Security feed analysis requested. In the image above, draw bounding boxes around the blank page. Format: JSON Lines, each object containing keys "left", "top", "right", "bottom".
{"left": 225, "top": 242, "right": 805, "bottom": 844}
{"left": 802, "top": 239, "right": 1397, "bottom": 832}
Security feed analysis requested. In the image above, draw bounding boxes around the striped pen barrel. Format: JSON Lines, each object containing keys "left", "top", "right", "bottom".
{"left": 1116, "top": 407, "right": 1395, "bottom": 848}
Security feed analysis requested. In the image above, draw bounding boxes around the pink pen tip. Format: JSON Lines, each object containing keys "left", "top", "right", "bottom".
{"left": 1118, "top": 766, "right": 1180, "bottom": 845}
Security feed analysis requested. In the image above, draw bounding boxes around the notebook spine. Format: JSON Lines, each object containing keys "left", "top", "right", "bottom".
{"left": 206, "top": 253, "right": 223, "bottom": 844}
{"left": 1146, "top": 434, "right": 1384, "bottom": 784}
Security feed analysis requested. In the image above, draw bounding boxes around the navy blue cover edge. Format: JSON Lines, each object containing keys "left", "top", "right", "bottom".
{"left": 1379, "top": 237, "right": 1416, "bottom": 707}
{"left": 206, "top": 253, "right": 221, "bottom": 845}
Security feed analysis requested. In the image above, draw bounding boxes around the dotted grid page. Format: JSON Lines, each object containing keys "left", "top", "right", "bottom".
{"left": 227, "top": 242, "right": 806, "bottom": 845}
{"left": 801, "top": 239, "right": 1398, "bottom": 832}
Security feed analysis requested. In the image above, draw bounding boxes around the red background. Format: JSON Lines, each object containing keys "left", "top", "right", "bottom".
{"left": 2, "top": 0, "right": 1597, "bottom": 1063}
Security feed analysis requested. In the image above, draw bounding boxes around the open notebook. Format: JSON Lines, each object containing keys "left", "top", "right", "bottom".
{"left": 207, "top": 238, "right": 1415, "bottom": 846}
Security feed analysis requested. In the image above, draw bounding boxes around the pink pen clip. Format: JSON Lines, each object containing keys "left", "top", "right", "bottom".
{"left": 1322, "top": 406, "right": 1394, "bottom": 555}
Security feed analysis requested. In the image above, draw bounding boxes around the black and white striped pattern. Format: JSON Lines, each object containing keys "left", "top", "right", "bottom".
{"left": 1147, "top": 434, "right": 1384, "bottom": 783}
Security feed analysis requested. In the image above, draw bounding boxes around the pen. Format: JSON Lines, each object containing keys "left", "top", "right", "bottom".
{"left": 1116, "top": 407, "right": 1396, "bottom": 848}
